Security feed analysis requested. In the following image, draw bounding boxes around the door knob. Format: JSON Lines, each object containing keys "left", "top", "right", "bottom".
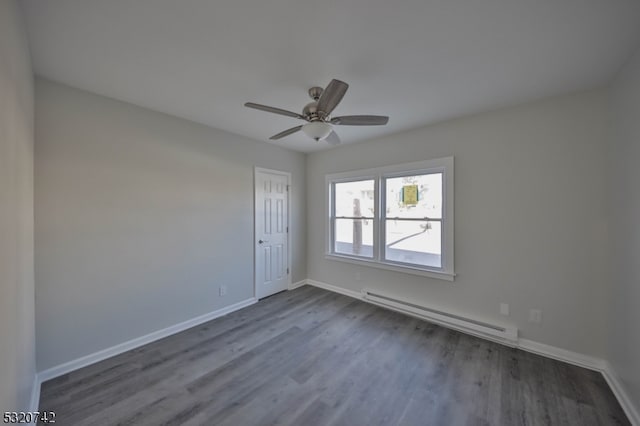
{"left": 258, "top": 239, "right": 268, "bottom": 244}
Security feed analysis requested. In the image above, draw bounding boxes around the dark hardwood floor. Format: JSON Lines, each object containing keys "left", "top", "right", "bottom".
{"left": 39, "top": 286, "right": 629, "bottom": 425}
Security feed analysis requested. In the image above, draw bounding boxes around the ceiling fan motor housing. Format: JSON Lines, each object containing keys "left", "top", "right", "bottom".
{"left": 303, "top": 102, "right": 327, "bottom": 121}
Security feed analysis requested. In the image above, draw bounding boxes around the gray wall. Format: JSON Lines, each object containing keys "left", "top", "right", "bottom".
{"left": 0, "top": 0, "right": 36, "bottom": 411}
{"left": 609, "top": 46, "right": 640, "bottom": 410}
{"left": 307, "top": 89, "right": 609, "bottom": 357}
{"left": 35, "top": 79, "right": 306, "bottom": 370}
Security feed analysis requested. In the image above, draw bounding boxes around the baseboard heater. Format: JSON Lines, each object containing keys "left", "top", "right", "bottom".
{"left": 361, "top": 289, "right": 518, "bottom": 345}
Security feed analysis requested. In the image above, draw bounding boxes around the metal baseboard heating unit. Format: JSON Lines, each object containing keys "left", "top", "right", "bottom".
{"left": 361, "top": 289, "right": 518, "bottom": 345}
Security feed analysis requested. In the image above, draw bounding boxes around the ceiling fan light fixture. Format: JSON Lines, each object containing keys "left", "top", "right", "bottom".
{"left": 302, "top": 121, "right": 332, "bottom": 141}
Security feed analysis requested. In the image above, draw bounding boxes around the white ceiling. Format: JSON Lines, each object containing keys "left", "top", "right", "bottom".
{"left": 21, "top": 0, "right": 640, "bottom": 153}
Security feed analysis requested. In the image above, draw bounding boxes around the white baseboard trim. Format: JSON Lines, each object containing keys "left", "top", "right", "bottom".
{"left": 516, "top": 338, "right": 640, "bottom": 424}
{"left": 289, "top": 280, "right": 307, "bottom": 290}
{"left": 517, "top": 339, "right": 605, "bottom": 371}
{"left": 601, "top": 361, "right": 640, "bottom": 426}
{"left": 306, "top": 278, "right": 639, "bottom": 425}
{"left": 306, "top": 279, "right": 361, "bottom": 299}
{"left": 37, "top": 297, "right": 257, "bottom": 383}
{"left": 29, "top": 374, "right": 40, "bottom": 412}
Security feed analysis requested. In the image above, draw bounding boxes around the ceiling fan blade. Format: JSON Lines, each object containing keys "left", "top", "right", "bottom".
{"left": 317, "top": 79, "right": 349, "bottom": 116}
{"left": 245, "top": 102, "right": 305, "bottom": 120}
{"left": 269, "top": 125, "right": 303, "bottom": 140}
{"left": 325, "top": 130, "right": 341, "bottom": 145}
{"left": 331, "top": 115, "right": 389, "bottom": 126}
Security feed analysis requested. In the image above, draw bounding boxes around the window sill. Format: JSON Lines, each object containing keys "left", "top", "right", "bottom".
{"left": 325, "top": 253, "right": 455, "bottom": 282}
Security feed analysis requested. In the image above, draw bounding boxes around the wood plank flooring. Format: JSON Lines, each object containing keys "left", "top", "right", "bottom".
{"left": 39, "top": 286, "right": 629, "bottom": 425}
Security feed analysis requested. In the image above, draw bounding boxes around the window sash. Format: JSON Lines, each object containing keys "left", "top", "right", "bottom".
{"left": 381, "top": 218, "right": 444, "bottom": 270}
{"left": 331, "top": 217, "right": 375, "bottom": 259}
{"left": 383, "top": 217, "right": 442, "bottom": 222}
{"left": 330, "top": 179, "right": 378, "bottom": 260}
{"left": 379, "top": 170, "right": 445, "bottom": 271}
{"left": 334, "top": 216, "right": 375, "bottom": 220}
{"left": 381, "top": 171, "right": 444, "bottom": 220}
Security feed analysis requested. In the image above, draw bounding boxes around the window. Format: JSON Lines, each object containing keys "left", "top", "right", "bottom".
{"left": 332, "top": 179, "right": 375, "bottom": 257}
{"left": 326, "top": 157, "right": 454, "bottom": 281}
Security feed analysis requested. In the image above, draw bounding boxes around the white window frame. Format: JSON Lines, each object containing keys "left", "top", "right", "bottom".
{"left": 325, "top": 157, "right": 454, "bottom": 281}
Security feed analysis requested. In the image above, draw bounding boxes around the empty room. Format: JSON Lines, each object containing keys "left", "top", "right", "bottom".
{"left": 2, "top": 0, "right": 640, "bottom": 424}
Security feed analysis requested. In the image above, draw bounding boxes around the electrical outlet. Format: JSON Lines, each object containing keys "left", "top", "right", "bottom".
{"left": 529, "top": 309, "right": 542, "bottom": 324}
{"left": 500, "top": 303, "right": 510, "bottom": 316}
{"left": 219, "top": 285, "right": 227, "bottom": 297}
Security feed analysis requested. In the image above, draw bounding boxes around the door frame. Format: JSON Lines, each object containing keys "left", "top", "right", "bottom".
{"left": 254, "top": 167, "right": 292, "bottom": 299}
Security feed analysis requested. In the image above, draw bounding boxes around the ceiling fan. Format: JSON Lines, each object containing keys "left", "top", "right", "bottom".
{"left": 244, "top": 79, "right": 389, "bottom": 145}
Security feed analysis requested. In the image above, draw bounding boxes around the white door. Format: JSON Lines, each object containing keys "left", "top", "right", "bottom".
{"left": 255, "top": 168, "right": 290, "bottom": 299}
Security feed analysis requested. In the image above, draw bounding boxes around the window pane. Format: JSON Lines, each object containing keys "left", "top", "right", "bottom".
{"left": 335, "top": 218, "right": 374, "bottom": 257}
{"left": 385, "top": 220, "right": 441, "bottom": 268}
{"left": 385, "top": 173, "right": 442, "bottom": 219}
{"left": 334, "top": 180, "right": 375, "bottom": 218}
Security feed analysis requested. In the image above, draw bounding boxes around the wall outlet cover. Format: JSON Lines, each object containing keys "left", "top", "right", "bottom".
{"left": 529, "top": 309, "right": 542, "bottom": 324}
